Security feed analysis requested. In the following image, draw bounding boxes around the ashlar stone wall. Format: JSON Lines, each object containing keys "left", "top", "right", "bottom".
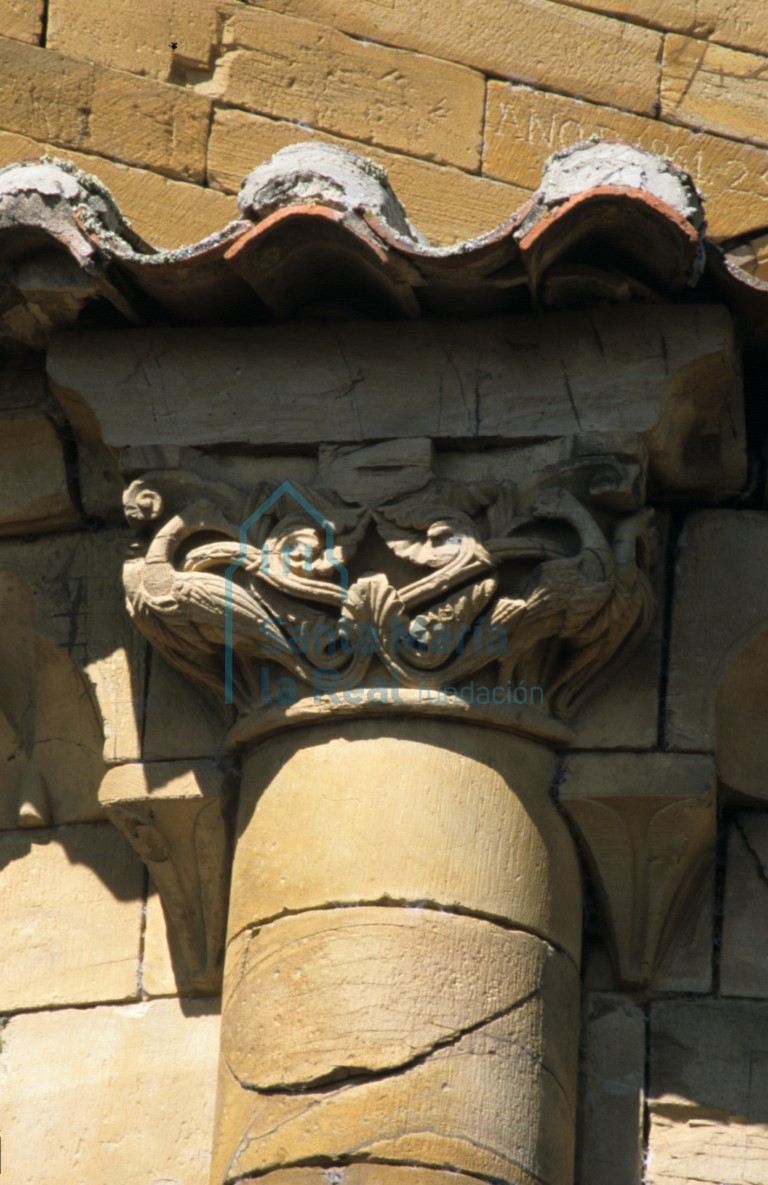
{"left": 2, "top": 0, "right": 768, "bottom": 258}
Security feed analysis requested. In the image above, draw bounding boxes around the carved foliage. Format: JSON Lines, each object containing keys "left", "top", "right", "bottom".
{"left": 122, "top": 435, "right": 655, "bottom": 728}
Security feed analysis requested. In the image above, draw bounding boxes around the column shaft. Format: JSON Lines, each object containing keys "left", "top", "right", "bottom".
{"left": 212, "top": 720, "right": 582, "bottom": 1185}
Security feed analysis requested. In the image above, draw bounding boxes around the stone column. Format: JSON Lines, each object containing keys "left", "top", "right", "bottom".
{"left": 116, "top": 434, "right": 655, "bottom": 1185}
{"left": 213, "top": 719, "right": 581, "bottom": 1185}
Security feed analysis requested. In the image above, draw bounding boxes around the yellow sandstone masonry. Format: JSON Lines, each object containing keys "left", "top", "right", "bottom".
{"left": 251, "top": 0, "right": 661, "bottom": 114}
{"left": 0, "top": 824, "right": 143, "bottom": 1011}
{"left": 0, "top": 0, "right": 43, "bottom": 43}
{"left": 200, "top": 8, "right": 485, "bottom": 172}
{"left": 549, "top": 0, "right": 768, "bottom": 55}
{"left": 484, "top": 84, "right": 768, "bottom": 239}
{"left": 0, "top": 37, "right": 210, "bottom": 182}
{"left": 47, "top": 0, "right": 225, "bottom": 81}
{"left": 0, "top": 131, "right": 236, "bottom": 249}
{"left": 662, "top": 34, "right": 768, "bottom": 150}
{"left": 3, "top": 999, "right": 220, "bottom": 1185}
{"left": 208, "top": 108, "right": 531, "bottom": 245}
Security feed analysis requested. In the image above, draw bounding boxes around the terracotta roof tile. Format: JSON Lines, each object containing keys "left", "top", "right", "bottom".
{"left": 0, "top": 139, "right": 766, "bottom": 346}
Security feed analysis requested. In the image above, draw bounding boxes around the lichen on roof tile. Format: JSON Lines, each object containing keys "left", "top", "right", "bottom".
{"left": 237, "top": 142, "right": 428, "bottom": 246}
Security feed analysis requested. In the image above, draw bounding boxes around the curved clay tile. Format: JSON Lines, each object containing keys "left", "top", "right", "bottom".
{"left": 1, "top": 139, "right": 767, "bottom": 339}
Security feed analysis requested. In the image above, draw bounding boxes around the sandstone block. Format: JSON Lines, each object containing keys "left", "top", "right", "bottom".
{"left": 0, "top": 570, "right": 105, "bottom": 830}
{"left": 569, "top": 512, "right": 667, "bottom": 750}
{"left": 47, "top": 304, "right": 745, "bottom": 502}
{"left": 543, "top": 0, "right": 692, "bottom": 34}
{"left": 0, "top": 0, "right": 43, "bottom": 43}
{"left": 0, "top": 37, "right": 210, "bottom": 182}
{"left": 0, "top": 823, "right": 142, "bottom": 1010}
{"left": 214, "top": 944, "right": 578, "bottom": 1184}
{"left": 0, "top": 129, "right": 236, "bottom": 249}
{"left": 232, "top": 721, "right": 581, "bottom": 960}
{"left": 1, "top": 997, "right": 220, "bottom": 1185}
{"left": 649, "top": 999, "right": 768, "bottom": 1185}
{"left": 251, "top": 0, "right": 661, "bottom": 114}
{"left": 0, "top": 531, "right": 147, "bottom": 762}
{"left": 141, "top": 884, "right": 178, "bottom": 997}
{"left": 577, "top": 992, "right": 645, "bottom": 1185}
{"left": 0, "top": 393, "right": 78, "bottom": 535}
{"left": 484, "top": 82, "right": 768, "bottom": 240}
{"left": 143, "top": 652, "right": 229, "bottom": 760}
{"left": 545, "top": 0, "right": 768, "bottom": 55}
{"left": 207, "top": 107, "right": 528, "bottom": 246}
{"left": 223, "top": 909, "right": 561, "bottom": 1089}
{"left": 721, "top": 813, "right": 768, "bottom": 998}
{"left": 47, "top": 0, "right": 221, "bottom": 81}
{"left": 662, "top": 35, "right": 768, "bottom": 149}
{"left": 665, "top": 512, "right": 768, "bottom": 763}
{"left": 201, "top": 9, "right": 483, "bottom": 171}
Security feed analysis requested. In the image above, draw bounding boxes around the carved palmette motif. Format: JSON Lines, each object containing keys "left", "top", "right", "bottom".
{"left": 122, "top": 434, "right": 655, "bottom": 724}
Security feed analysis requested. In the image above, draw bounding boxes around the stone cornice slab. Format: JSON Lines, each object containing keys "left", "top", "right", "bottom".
{"left": 47, "top": 304, "right": 745, "bottom": 503}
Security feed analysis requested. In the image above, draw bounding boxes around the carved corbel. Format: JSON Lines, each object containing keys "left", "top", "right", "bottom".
{"left": 559, "top": 751, "right": 716, "bottom": 987}
{"left": 99, "top": 760, "right": 235, "bottom": 994}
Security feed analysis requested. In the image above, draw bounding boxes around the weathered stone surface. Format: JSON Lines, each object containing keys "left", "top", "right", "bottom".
{"left": 0, "top": 400, "right": 78, "bottom": 534}
{"left": 662, "top": 35, "right": 768, "bottom": 149}
{"left": 208, "top": 106, "right": 529, "bottom": 245}
{"left": 649, "top": 999, "right": 768, "bottom": 1185}
{"left": 0, "top": 571, "right": 105, "bottom": 829}
{"left": 47, "top": 305, "right": 745, "bottom": 500}
{"left": 231, "top": 721, "right": 581, "bottom": 959}
{"left": 214, "top": 946, "right": 579, "bottom": 1184}
{"left": 721, "top": 814, "right": 768, "bottom": 998}
{"left": 143, "top": 653, "right": 229, "bottom": 760}
{"left": 0, "top": 36, "right": 210, "bottom": 182}
{"left": 569, "top": 510, "right": 667, "bottom": 750}
{"left": 250, "top": 0, "right": 661, "bottom": 114}
{"left": 1, "top": 997, "right": 220, "bottom": 1185}
{"left": 666, "top": 512, "right": 768, "bottom": 761}
{"left": 0, "top": 129, "right": 236, "bottom": 249}
{"left": 577, "top": 992, "right": 645, "bottom": 1185}
{"left": 223, "top": 909, "right": 558, "bottom": 1089}
{"left": 560, "top": 752, "right": 715, "bottom": 988}
{"left": 202, "top": 8, "right": 484, "bottom": 172}
{"left": 100, "top": 760, "right": 233, "bottom": 993}
{"left": 0, "top": 0, "right": 43, "bottom": 43}
{"left": 244, "top": 1170, "right": 482, "bottom": 1184}
{"left": 0, "top": 823, "right": 142, "bottom": 1009}
{"left": 484, "top": 82, "right": 768, "bottom": 240}
{"left": 47, "top": 0, "right": 221, "bottom": 80}
{"left": 549, "top": 0, "right": 768, "bottom": 55}
{"left": 0, "top": 531, "right": 147, "bottom": 762}
{"left": 210, "top": 719, "right": 581, "bottom": 1183}
{"left": 728, "top": 228, "right": 768, "bottom": 283}
{"left": 141, "top": 884, "right": 178, "bottom": 997}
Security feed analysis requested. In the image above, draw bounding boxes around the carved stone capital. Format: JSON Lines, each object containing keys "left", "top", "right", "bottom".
{"left": 122, "top": 435, "right": 655, "bottom": 747}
